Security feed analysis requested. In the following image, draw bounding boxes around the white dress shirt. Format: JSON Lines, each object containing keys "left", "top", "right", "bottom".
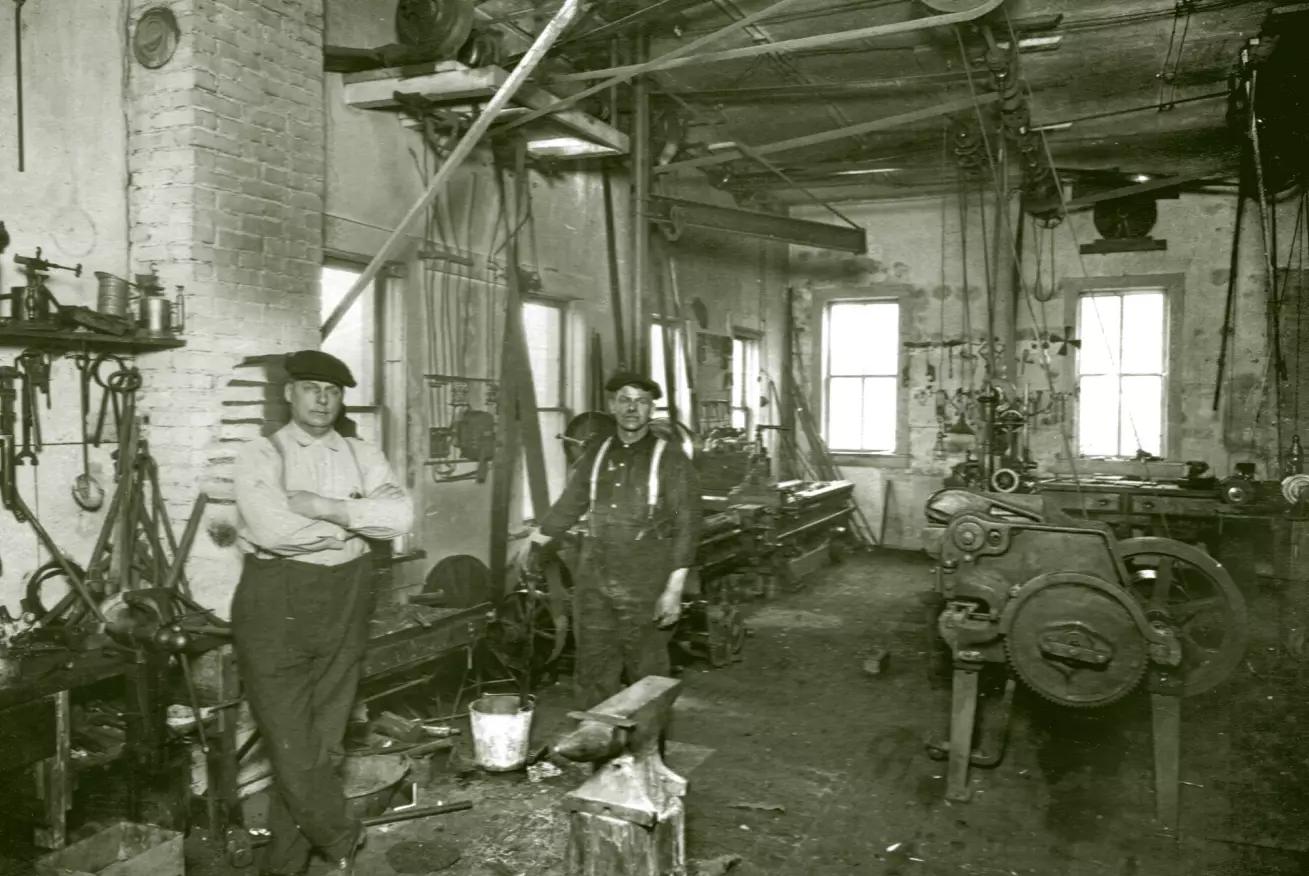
{"left": 235, "top": 421, "right": 414, "bottom": 567}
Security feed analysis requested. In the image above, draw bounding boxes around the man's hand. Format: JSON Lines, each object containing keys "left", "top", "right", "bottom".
{"left": 369, "top": 483, "right": 405, "bottom": 501}
{"left": 653, "top": 568, "right": 691, "bottom": 628}
{"left": 527, "top": 527, "right": 554, "bottom": 547}
{"left": 287, "top": 491, "right": 349, "bottom": 527}
{"left": 287, "top": 491, "right": 328, "bottom": 519}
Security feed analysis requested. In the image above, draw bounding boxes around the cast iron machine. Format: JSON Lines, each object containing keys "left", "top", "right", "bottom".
{"left": 552, "top": 676, "right": 686, "bottom": 876}
{"left": 923, "top": 489, "right": 1248, "bottom": 828}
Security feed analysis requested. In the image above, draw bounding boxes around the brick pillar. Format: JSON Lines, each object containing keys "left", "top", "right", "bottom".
{"left": 127, "top": 0, "right": 325, "bottom": 611}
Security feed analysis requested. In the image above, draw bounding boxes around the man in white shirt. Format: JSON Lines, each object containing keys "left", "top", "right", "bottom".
{"left": 232, "top": 350, "right": 413, "bottom": 875}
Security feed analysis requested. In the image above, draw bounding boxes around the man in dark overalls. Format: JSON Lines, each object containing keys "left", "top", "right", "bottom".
{"left": 535, "top": 372, "right": 701, "bottom": 707}
{"left": 232, "top": 350, "right": 413, "bottom": 875}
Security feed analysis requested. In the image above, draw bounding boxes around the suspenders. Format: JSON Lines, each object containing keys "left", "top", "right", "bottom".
{"left": 587, "top": 436, "right": 667, "bottom": 537}
{"left": 268, "top": 430, "right": 367, "bottom": 497}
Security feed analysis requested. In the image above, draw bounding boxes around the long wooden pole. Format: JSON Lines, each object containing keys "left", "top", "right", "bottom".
{"left": 321, "top": 0, "right": 587, "bottom": 340}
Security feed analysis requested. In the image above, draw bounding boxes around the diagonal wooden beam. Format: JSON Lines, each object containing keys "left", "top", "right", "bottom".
{"left": 320, "top": 0, "right": 586, "bottom": 340}
{"left": 654, "top": 93, "right": 998, "bottom": 175}
{"left": 1064, "top": 172, "right": 1218, "bottom": 208}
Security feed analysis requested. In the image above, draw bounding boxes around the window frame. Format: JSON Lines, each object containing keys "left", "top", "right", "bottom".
{"left": 1063, "top": 273, "right": 1184, "bottom": 461}
{"left": 810, "top": 286, "right": 911, "bottom": 464}
{"left": 731, "top": 328, "right": 762, "bottom": 433}
{"left": 320, "top": 254, "right": 389, "bottom": 448}
{"left": 650, "top": 318, "right": 694, "bottom": 425}
{"left": 520, "top": 295, "right": 572, "bottom": 515}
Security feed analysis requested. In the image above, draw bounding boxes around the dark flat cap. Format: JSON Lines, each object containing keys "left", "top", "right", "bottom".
{"left": 605, "top": 371, "right": 662, "bottom": 400}
{"left": 284, "top": 350, "right": 356, "bottom": 388}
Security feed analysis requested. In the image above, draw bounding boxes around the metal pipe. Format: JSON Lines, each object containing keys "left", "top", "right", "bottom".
{"left": 361, "top": 801, "right": 474, "bottom": 827}
{"left": 992, "top": 146, "right": 1015, "bottom": 384}
{"left": 632, "top": 27, "right": 651, "bottom": 375}
{"left": 320, "top": 0, "right": 588, "bottom": 341}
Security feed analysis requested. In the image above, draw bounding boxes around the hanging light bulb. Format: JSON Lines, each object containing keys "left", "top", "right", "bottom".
{"left": 945, "top": 413, "right": 977, "bottom": 454}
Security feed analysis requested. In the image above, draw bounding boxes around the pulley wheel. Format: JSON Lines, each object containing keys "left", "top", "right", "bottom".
{"left": 1005, "top": 573, "right": 1148, "bottom": 708}
{"left": 990, "top": 468, "right": 1020, "bottom": 493}
{"left": 396, "top": 0, "right": 476, "bottom": 59}
{"left": 1118, "top": 538, "right": 1248, "bottom": 697}
{"left": 649, "top": 418, "right": 698, "bottom": 460}
{"left": 423, "top": 554, "right": 491, "bottom": 608}
{"left": 485, "top": 589, "right": 566, "bottom": 676}
{"left": 561, "top": 411, "right": 616, "bottom": 466}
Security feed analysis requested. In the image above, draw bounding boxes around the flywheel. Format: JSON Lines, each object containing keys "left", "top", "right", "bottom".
{"left": 484, "top": 589, "right": 565, "bottom": 679}
{"left": 1004, "top": 572, "right": 1149, "bottom": 708}
{"left": 1118, "top": 538, "right": 1248, "bottom": 697}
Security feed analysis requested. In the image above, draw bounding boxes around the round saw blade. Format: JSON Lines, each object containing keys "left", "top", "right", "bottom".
{"left": 1005, "top": 574, "right": 1148, "bottom": 708}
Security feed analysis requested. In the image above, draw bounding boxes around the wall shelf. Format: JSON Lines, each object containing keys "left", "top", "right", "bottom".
{"left": 0, "top": 325, "right": 185, "bottom": 352}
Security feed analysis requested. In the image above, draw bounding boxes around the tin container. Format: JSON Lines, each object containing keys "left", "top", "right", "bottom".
{"left": 95, "top": 272, "right": 132, "bottom": 317}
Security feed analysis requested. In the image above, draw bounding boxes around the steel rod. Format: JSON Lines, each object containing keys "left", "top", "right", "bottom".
{"left": 361, "top": 801, "right": 473, "bottom": 827}
{"left": 320, "top": 0, "right": 587, "bottom": 341}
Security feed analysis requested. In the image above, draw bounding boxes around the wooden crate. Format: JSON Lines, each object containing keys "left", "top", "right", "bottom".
{"left": 35, "top": 822, "right": 182, "bottom": 876}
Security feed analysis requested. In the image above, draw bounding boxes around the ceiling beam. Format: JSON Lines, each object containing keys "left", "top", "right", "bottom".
{"left": 555, "top": 0, "right": 710, "bottom": 46}
{"left": 1064, "top": 172, "right": 1220, "bottom": 208}
{"left": 657, "top": 74, "right": 971, "bottom": 104}
{"left": 654, "top": 93, "right": 997, "bottom": 175}
{"left": 649, "top": 195, "right": 867, "bottom": 253}
{"left": 551, "top": 0, "right": 1004, "bottom": 81}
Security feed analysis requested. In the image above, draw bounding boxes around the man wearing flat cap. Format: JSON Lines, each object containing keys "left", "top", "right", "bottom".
{"left": 533, "top": 371, "right": 701, "bottom": 707}
{"left": 232, "top": 349, "right": 413, "bottom": 875}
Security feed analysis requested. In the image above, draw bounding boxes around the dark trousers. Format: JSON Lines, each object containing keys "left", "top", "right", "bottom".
{"left": 231, "top": 555, "right": 371, "bottom": 874}
{"left": 572, "top": 538, "right": 675, "bottom": 708}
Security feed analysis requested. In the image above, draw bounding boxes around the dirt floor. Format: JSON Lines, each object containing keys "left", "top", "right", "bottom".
{"left": 10, "top": 548, "right": 1309, "bottom": 875}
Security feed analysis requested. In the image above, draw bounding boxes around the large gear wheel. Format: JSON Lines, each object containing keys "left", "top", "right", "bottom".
{"left": 1004, "top": 573, "right": 1149, "bottom": 708}
{"left": 1117, "top": 538, "right": 1248, "bottom": 697}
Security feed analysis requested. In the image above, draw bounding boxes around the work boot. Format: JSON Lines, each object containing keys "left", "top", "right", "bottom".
{"left": 332, "top": 828, "right": 366, "bottom": 875}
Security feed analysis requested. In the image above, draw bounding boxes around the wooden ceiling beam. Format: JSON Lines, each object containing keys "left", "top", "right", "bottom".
{"left": 654, "top": 93, "right": 997, "bottom": 175}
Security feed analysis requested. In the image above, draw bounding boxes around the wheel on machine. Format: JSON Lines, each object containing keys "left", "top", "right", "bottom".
{"left": 1117, "top": 537, "right": 1249, "bottom": 697}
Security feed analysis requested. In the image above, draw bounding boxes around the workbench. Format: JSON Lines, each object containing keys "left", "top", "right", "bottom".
{"left": 0, "top": 648, "right": 179, "bottom": 850}
{"left": 1035, "top": 476, "right": 1222, "bottom": 542}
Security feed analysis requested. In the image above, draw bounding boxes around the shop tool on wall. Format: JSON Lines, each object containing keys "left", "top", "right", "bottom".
{"left": 3, "top": 248, "right": 82, "bottom": 325}
{"left": 922, "top": 488, "right": 1248, "bottom": 828}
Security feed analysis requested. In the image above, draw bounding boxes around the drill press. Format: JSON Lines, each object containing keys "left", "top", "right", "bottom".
{"left": 552, "top": 676, "right": 687, "bottom": 876}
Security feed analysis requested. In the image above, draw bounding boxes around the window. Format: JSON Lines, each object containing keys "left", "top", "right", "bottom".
{"left": 1077, "top": 290, "right": 1166, "bottom": 458}
{"left": 649, "top": 322, "right": 693, "bottom": 423}
{"left": 321, "top": 262, "right": 381, "bottom": 445}
{"left": 822, "top": 299, "right": 899, "bottom": 453}
{"left": 731, "top": 335, "right": 760, "bottom": 431}
{"left": 522, "top": 300, "right": 569, "bottom": 513}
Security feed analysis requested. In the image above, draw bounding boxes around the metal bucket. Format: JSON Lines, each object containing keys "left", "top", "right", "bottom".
{"left": 342, "top": 753, "right": 413, "bottom": 819}
{"left": 95, "top": 272, "right": 131, "bottom": 317}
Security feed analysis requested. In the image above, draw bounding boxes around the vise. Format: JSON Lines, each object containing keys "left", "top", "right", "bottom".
{"left": 553, "top": 676, "right": 686, "bottom": 876}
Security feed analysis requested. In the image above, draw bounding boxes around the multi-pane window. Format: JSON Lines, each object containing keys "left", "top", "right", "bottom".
{"left": 1077, "top": 290, "right": 1166, "bottom": 458}
{"left": 522, "top": 300, "right": 568, "bottom": 510}
{"left": 823, "top": 300, "right": 899, "bottom": 453}
{"left": 649, "top": 322, "right": 693, "bottom": 423}
{"left": 731, "top": 335, "right": 760, "bottom": 431}
{"left": 320, "top": 263, "right": 381, "bottom": 445}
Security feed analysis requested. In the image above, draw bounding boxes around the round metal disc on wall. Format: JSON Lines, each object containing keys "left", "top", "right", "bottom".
{"left": 396, "top": 0, "right": 476, "bottom": 60}
{"left": 133, "top": 7, "right": 181, "bottom": 69}
{"left": 423, "top": 554, "right": 491, "bottom": 608}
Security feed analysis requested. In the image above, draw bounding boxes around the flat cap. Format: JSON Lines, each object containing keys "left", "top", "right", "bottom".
{"left": 284, "top": 350, "right": 356, "bottom": 388}
{"left": 605, "top": 371, "right": 662, "bottom": 400}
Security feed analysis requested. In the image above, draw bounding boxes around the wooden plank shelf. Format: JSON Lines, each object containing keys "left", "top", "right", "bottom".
{"left": 0, "top": 325, "right": 185, "bottom": 352}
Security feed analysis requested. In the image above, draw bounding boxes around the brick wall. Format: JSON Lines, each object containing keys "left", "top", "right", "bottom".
{"left": 127, "top": 0, "right": 325, "bottom": 611}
